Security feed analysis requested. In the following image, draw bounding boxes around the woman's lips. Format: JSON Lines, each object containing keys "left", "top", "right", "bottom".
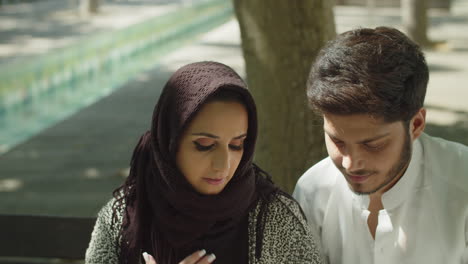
{"left": 203, "top": 178, "right": 226, "bottom": 185}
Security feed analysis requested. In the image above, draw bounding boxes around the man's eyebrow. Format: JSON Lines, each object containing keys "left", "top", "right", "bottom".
{"left": 325, "top": 130, "right": 389, "bottom": 143}
{"left": 324, "top": 130, "right": 341, "bottom": 141}
{"left": 358, "top": 133, "right": 389, "bottom": 144}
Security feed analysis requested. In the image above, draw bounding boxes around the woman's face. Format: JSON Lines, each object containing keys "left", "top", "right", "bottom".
{"left": 176, "top": 101, "right": 248, "bottom": 195}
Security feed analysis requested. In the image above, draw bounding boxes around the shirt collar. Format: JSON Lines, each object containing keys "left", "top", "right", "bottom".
{"left": 381, "top": 137, "right": 423, "bottom": 209}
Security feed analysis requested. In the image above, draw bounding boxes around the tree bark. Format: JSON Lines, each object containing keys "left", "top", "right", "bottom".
{"left": 89, "top": 0, "right": 100, "bottom": 13}
{"left": 80, "top": 0, "right": 100, "bottom": 17}
{"left": 402, "top": 0, "right": 430, "bottom": 46}
{"left": 233, "top": 0, "right": 335, "bottom": 192}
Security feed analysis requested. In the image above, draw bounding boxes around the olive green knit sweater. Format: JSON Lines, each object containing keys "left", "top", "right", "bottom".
{"left": 85, "top": 194, "right": 324, "bottom": 264}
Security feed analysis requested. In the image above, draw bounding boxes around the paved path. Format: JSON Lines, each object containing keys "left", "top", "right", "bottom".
{"left": 0, "top": 0, "right": 186, "bottom": 66}
{"left": 0, "top": 0, "right": 467, "bottom": 218}
{"left": 0, "top": 19, "right": 244, "bottom": 217}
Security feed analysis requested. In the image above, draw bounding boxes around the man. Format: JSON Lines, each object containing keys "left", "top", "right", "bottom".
{"left": 293, "top": 26, "right": 468, "bottom": 264}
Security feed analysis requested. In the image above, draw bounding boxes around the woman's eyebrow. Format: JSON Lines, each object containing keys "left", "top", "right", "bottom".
{"left": 191, "top": 132, "right": 219, "bottom": 139}
{"left": 233, "top": 133, "right": 247, "bottom": 140}
{"left": 190, "top": 132, "right": 247, "bottom": 140}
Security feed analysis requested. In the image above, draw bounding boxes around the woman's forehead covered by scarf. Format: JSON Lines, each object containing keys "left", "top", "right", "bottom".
{"left": 151, "top": 61, "right": 256, "bottom": 159}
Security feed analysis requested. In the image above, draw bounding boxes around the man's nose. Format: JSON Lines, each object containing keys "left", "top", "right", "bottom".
{"left": 341, "top": 148, "right": 364, "bottom": 172}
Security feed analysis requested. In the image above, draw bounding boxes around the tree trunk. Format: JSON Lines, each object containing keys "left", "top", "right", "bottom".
{"left": 89, "top": 0, "right": 100, "bottom": 13}
{"left": 233, "top": 0, "right": 335, "bottom": 192}
{"left": 80, "top": 0, "right": 100, "bottom": 17}
{"left": 402, "top": 0, "right": 429, "bottom": 46}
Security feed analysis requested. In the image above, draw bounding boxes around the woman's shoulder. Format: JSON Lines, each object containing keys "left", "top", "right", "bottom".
{"left": 85, "top": 197, "right": 123, "bottom": 263}
{"left": 248, "top": 192, "right": 309, "bottom": 239}
{"left": 255, "top": 192, "right": 307, "bottom": 227}
{"left": 90, "top": 196, "right": 126, "bottom": 242}
{"left": 271, "top": 193, "right": 304, "bottom": 216}
{"left": 248, "top": 192, "right": 324, "bottom": 263}
{"left": 96, "top": 197, "right": 121, "bottom": 224}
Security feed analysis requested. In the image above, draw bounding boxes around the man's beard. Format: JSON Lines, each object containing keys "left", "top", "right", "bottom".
{"left": 342, "top": 131, "right": 413, "bottom": 195}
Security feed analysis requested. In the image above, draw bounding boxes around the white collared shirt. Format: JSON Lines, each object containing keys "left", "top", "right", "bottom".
{"left": 293, "top": 134, "right": 468, "bottom": 264}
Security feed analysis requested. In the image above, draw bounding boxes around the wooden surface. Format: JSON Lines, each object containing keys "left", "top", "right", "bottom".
{"left": 0, "top": 215, "right": 96, "bottom": 260}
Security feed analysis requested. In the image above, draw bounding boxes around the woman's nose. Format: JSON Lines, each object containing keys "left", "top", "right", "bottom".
{"left": 212, "top": 148, "right": 230, "bottom": 172}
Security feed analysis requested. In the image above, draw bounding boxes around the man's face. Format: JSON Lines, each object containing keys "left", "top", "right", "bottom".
{"left": 323, "top": 113, "right": 413, "bottom": 195}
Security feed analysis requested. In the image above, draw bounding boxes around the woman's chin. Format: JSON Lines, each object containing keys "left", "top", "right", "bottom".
{"left": 195, "top": 184, "right": 227, "bottom": 195}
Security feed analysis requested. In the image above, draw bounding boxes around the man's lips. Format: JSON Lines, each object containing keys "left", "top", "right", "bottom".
{"left": 203, "top": 177, "right": 226, "bottom": 185}
{"left": 345, "top": 173, "right": 373, "bottom": 183}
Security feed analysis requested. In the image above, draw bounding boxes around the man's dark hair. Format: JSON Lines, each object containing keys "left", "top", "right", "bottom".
{"left": 307, "top": 26, "right": 429, "bottom": 122}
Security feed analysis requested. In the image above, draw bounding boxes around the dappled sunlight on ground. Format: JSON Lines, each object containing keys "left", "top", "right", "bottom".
{"left": 0, "top": 178, "right": 23, "bottom": 192}
{"left": 0, "top": 0, "right": 181, "bottom": 65}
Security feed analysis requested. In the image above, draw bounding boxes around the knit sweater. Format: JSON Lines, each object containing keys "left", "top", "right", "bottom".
{"left": 85, "top": 194, "right": 324, "bottom": 264}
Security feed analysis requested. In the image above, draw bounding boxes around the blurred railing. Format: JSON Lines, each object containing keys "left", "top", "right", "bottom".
{"left": 334, "top": 0, "right": 452, "bottom": 9}
{"left": 0, "top": 0, "right": 233, "bottom": 153}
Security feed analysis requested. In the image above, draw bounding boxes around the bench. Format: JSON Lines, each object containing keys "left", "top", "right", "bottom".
{"left": 0, "top": 214, "right": 96, "bottom": 262}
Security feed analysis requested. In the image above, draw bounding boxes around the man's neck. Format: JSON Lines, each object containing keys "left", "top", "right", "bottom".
{"left": 367, "top": 193, "right": 384, "bottom": 239}
{"left": 366, "top": 164, "right": 408, "bottom": 239}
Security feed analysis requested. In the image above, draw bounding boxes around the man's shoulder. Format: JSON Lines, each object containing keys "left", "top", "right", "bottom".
{"left": 295, "top": 157, "right": 340, "bottom": 193}
{"left": 421, "top": 133, "right": 468, "bottom": 151}
{"left": 293, "top": 157, "right": 343, "bottom": 237}
{"left": 420, "top": 133, "right": 468, "bottom": 193}
{"left": 421, "top": 133, "right": 468, "bottom": 169}
{"left": 293, "top": 157, "right": 342, "bottom": 217}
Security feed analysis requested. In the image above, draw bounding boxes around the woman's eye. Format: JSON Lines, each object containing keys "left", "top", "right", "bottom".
{"left": 193, "top": 141, "right": 214, "bottom": 151}
{"left": 229, "top": 144, "right": 243, "bottom": 151}
{"left": 229, "top": 138, "right": 245, "bottom": 151}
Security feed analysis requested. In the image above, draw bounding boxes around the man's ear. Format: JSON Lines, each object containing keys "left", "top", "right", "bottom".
{"left": 409, "top": 108, "right": 426, "bottom": 141}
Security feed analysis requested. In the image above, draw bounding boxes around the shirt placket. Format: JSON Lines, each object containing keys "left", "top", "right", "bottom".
{"left": 374, "top": 210, "right": 394, "bottom": 264}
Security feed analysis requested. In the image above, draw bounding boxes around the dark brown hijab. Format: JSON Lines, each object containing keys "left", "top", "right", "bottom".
{"left": 112, "top": 61, "right": 278, "bottom": 264}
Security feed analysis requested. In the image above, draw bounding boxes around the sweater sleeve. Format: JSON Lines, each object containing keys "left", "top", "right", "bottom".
{"left": 256, "top": 194, "right": 325, "bottom": 264}
{"left": 85, "top": 199, "right": 121, "bottom": 264}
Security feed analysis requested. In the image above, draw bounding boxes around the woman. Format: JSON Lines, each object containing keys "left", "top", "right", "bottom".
{"left": 85, "top": 61, "right": 323, "bottom": 264}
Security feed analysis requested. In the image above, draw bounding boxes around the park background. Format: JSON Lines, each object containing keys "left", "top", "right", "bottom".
{"left": 0, "top": 0, "right": 467, "bottom": 262}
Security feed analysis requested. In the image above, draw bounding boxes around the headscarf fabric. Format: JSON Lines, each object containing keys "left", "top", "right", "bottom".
{"left": 113, "top": 61, "right": 277, "bottom": 264}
